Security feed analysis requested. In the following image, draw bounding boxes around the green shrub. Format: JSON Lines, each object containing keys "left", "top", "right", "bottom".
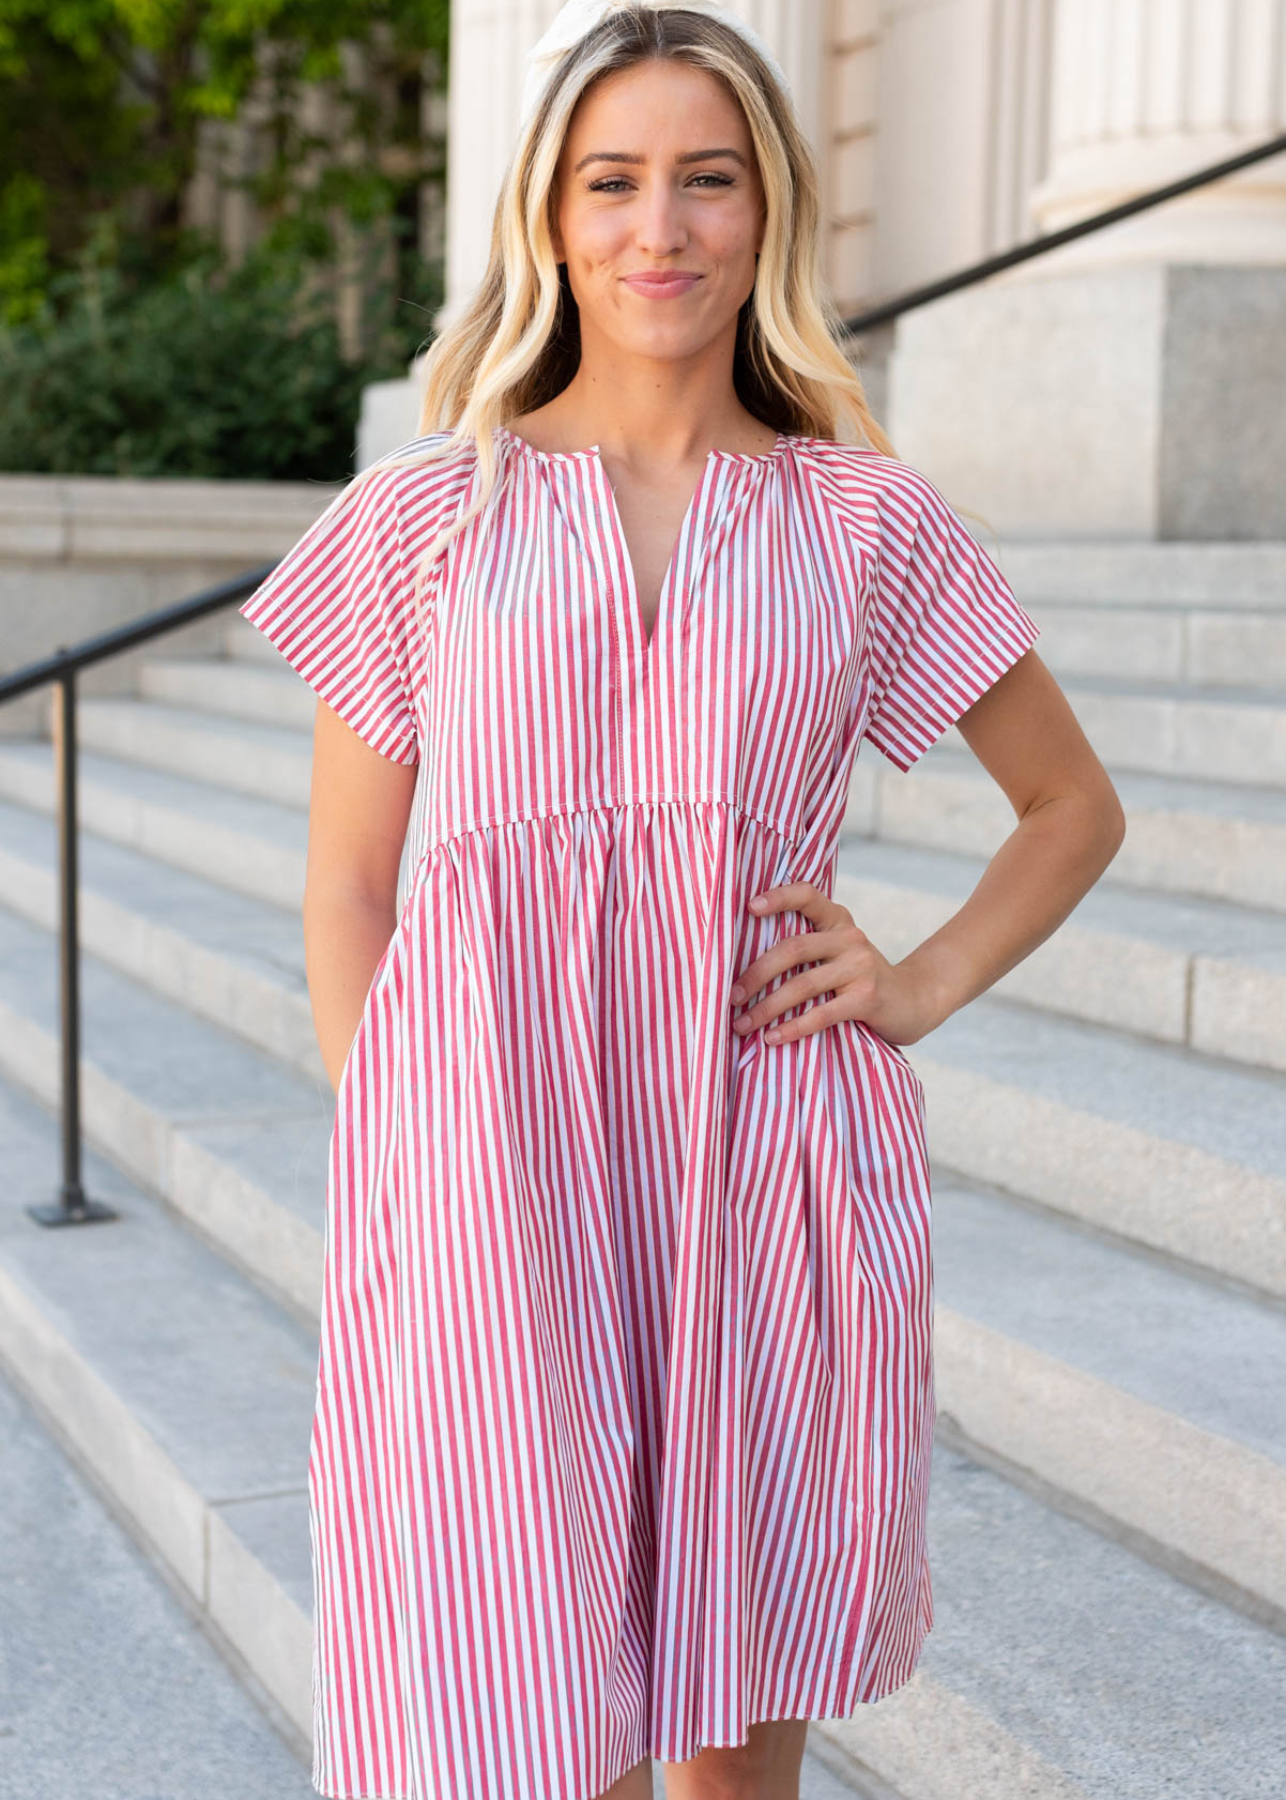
{"left": 0, "top": 236, "right": 443, "bottom": 481}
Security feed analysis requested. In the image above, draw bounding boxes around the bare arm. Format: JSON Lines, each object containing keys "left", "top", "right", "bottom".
{"left": 893, "top": 648, "right": 1127, "bottom": 1036}
{"left": 303, "top": 699, "right": 420, "bottom": 1091}
{"left": 730, "top": 649, "right": 1128, "bottom": 1049}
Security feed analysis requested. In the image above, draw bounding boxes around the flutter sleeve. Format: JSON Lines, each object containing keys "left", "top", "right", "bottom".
{"left": 860, "top": 463, "right": 1041, "bottom": 772}
{"left": 239, "top": 462, "right": 421, "bottom": 766}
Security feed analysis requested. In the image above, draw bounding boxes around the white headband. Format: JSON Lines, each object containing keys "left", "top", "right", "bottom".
{"left": 520, "top": 0, "right": 792, "bottom": 131}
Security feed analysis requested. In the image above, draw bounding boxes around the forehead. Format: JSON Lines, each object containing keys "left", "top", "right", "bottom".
{"left": 561, "top": 58, "right": 751, "bottom": 154}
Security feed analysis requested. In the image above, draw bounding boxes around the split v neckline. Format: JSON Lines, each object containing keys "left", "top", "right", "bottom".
{"left": 496, "top": 424, "right": 791, "bottom": 658}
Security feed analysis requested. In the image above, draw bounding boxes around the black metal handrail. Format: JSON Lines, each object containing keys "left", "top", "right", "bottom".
{"left": 0, "top": 566, "right": 275, "bottom": 1227}
{"left": 3, "top": 128, "right": 1284, "bottom": 1227}
{"left": 840, "top": 129, "right": 1286, "bottom": 335}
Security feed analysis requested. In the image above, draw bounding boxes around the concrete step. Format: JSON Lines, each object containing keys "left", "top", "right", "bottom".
{"left": 0, "top": 793, "right": 321, "bottom": 1081}
{"left": 5, "top": 1071, "right": 1284, "bottom": 1800}
{"left": 0, "top": 738, "right": 310, "bottom": 912}
{"left": 0, "top": 899, "right": 328, "bottom": 1321}
{"left": 51, "top": 693, "right": 316, "bottom": 809}
{"left": 1054, "top": 673, "right": 1286, "bottom": 787}
{"left": 835, "top": 836, "right": 1286, "bottom": 1075}
{"left": 1026, "top": 599, "right": 1286, "bottom": 690}
{"left": 996, "top": 539, "right": 1286, "bottom": 608}
{"left": 847, "top": 745, "right": 1286, "bottom": 914}
{"left": 931, "top": 1175, "right": 1286, "bottom": 1627}
{"left": 0, "top": 1354, "right": 316, "bottom": 1797}
{"left": 138, "top": 647, "right": 321, "bottom": 738}
{"left": 913, "top": 992, "right": 1286, "bottom": 1302}
{"left": 813, "top": 1436, "right": 1286, "bottom": 1800}
{"left": 0, "top": 1078, "right": 318, "bottom": 1759}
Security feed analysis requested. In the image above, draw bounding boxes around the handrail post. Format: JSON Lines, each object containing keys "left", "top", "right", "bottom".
{"left": 27, "top": 663, "right": 117, "bottom": 1227}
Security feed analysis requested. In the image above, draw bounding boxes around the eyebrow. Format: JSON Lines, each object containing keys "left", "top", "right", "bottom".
{"left": 571, "top": 147, "right": 748, "bottom": 174}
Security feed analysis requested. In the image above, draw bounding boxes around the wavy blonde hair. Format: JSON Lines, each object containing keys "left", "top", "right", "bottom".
{"left": 351, "top": 4, "right": 898, "bottom": 615}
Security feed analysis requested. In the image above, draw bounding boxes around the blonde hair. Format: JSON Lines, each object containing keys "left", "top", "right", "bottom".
{"left": 352, "top": 4, "right": 898, "bottom": 616}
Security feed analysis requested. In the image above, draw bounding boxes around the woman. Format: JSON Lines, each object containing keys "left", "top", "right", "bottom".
{"left": 239, "top": 6, "right": 1125, "bottom": 1800}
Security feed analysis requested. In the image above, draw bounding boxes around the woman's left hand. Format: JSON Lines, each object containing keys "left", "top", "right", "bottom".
{"left": 729, "top": 882, "right": 937, "bottom": 1048}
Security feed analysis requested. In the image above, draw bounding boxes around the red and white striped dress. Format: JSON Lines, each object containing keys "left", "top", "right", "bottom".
{"left": 239, "top": 424, "right": 1039, "bottom": 1800}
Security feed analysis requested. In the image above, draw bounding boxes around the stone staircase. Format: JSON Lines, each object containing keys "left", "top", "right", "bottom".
{"left": 0, "top": 541, "right": 1283, "bottom": 1799}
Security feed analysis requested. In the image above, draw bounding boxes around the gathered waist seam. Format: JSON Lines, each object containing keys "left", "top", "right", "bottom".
{"left": 415, "top": 796, "right": 802, "bottom": 861}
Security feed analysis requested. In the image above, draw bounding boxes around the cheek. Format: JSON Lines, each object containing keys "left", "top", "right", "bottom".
{"left": 567, "top": 213, "right": 630, "bottom": 266}
{"left": 697, "top": 209, "right": 762, "bottom": 261}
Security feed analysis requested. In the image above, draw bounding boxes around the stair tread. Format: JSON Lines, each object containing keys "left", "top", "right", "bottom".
{"left": 995, "top": 540, "right": 1286, "bottom": 608}
{"left": 934, "top": 1178, "right": 1286, "bottom": 1465}
{"left": 76, "top": 690, "right": 315, "bottom": 753}
{"left": 1057, "top": 672, "right": 1286, "bottom": 707}
{"left": 2, "top": 1078, "right": 316, "bottom": 1511}
{"left": 0, "top": 899, "right": 326, "bottom": 1139}
{"left": 919, "top": 1439, "right": 1286, "bottom": 1799}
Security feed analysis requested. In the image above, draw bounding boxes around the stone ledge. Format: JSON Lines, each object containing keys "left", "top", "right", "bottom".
{"left": 0, "top": 472, "right": 343, "bottom": 564}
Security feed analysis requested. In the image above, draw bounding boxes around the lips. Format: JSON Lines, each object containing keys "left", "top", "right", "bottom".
{"left": 622, "top": 274, "right": 702, "bottom": 297}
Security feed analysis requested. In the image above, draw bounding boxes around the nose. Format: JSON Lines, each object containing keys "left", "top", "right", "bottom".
{"left": 630, "top": 179, "right": 690, "bottom": 257}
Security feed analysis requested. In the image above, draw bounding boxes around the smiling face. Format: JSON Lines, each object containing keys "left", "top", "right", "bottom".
{"left": 551, "top": 57, "right": 766, "bottom": 361}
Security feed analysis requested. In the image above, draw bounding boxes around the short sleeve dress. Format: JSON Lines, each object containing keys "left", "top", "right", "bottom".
{"left": 238, "top": 425, "right": 1040, "bottom": 1800}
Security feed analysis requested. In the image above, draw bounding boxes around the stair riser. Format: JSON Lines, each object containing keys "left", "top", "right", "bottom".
{"left": 812, "top": 1672, "right": 1092, "bottom": 1800}
{"left": 1036, "top": 607, "right": 1286, "bottom": 689}
{"left": 1070, "top": 692, "right": 1286, "bottom": 787}
{"left": 139, "top": 659, "right": 318, "bottom": 734}
{"left": 989, "top": 546, "right": 1286, "bottom": 609}
{"left": 71, "top": 705, "right": 312, "bottom": 809}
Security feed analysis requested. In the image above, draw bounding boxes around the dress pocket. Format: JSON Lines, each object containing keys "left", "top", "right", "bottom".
{"left": 850, "top": 1016, "right": 925, "bottom": 1099}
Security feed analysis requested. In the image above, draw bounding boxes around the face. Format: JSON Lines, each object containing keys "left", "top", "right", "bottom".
{"left": 551, "top": 58, "right": 766, "bottom": 357}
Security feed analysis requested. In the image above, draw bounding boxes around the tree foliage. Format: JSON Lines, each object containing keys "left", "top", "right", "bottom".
{"left": 0, "top": 0, "right": 450, "bottom": 324}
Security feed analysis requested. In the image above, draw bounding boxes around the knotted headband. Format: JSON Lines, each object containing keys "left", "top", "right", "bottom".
{"left": 519, "top": 0, "right": 793, "bottom": 130}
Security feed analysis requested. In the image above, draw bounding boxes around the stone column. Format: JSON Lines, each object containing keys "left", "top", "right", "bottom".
{"left": 885, "top": 0, "right": 1286, "bottom": 538}
{"left": 1028, "top": 0, "right": 1286, "bottom": 266}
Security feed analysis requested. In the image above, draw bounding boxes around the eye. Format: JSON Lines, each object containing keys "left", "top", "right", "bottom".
{"left": 586, "top": 173, "right": 735, "bottom": 193}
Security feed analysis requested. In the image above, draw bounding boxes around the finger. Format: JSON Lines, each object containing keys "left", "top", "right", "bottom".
{"left": 729, "top": 932, "right": 839, "bottom": 1005}
{"left": 761, "top": 996, "right": 848, "bottom": 1045}
{"left": 731, "top": 968, "right": 839, "bottom": 1033}
{"left": 747, "top": 882, "right": 825, "bottom": 918}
